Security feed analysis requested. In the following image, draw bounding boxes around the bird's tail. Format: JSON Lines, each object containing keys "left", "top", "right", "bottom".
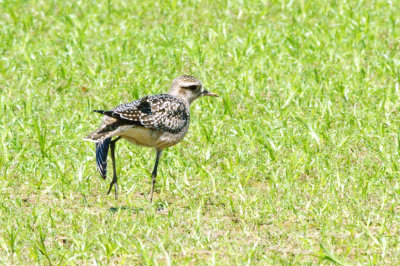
{"left": 83, "top": 113, "right": 120, "bottom": 143}
{"left": 84, "top": 129, "right": 114, "bottom": 143}
{"left": 84, "top": 111, "right": 121, "bottom": 179}
{"left": 95, "top": 138, "right": 111, "bottom": 179}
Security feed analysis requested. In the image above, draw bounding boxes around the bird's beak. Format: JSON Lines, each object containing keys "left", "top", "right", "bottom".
{"left": 202, "top": 89, "right": 219, "bottom": 97}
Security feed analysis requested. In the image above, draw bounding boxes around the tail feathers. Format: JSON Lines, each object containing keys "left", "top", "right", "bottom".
{"left": 83, "top": 116, "right": 121, "bottom": 143}
{"left": 93, "top": 110, "right": 113, "bottom": 116}
{"left": 96, "top": 138, "right": 111, "bottom": 179}
{"left": 84, "top": 129, "right": 115, "bottom": 143}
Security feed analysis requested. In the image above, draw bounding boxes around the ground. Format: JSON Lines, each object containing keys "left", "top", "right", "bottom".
{"left": 0, "top": 0, "right": 399, "bottom": 264}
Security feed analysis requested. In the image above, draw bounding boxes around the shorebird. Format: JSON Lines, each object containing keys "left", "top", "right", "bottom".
{"left": 84, "top": 75, "right": 218, "bottom": 202}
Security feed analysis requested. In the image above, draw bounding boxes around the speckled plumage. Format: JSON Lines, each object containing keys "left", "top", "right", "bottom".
{"left": 110, "top": 94, "right": 189, "bottom": 134}
{"left": 84, "top": 75, "right": 218, "bottom": 201}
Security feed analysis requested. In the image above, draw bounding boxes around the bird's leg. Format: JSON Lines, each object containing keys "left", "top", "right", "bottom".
{"left": 107, "top": 136, "right": 121, "bottom": 200}
{"left": 150, "top": 149, "right": 163, "bottom": 202}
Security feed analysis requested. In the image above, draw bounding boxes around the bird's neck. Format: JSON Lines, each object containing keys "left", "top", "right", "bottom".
{"left": 168, "top": 91, "right": 192, "bottom": 108}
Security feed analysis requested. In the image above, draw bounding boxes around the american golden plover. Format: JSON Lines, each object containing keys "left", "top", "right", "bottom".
{"left": 84, "top": 75, "right": 218, "bottom": 202}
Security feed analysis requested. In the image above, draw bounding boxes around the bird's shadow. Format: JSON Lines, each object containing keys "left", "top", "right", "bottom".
{"left": 108, "top": 202, "right": 167, "bottom": 213}
{"left": 108, "top": 206, "right": 143, "bottom": 213}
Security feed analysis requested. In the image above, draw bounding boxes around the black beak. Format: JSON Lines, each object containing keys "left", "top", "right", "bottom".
{"left": 202, "top": 89, "right": 219, "bottom": 97}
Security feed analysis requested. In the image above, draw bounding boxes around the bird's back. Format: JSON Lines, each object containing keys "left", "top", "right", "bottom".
{"left": 85, "top": 94, "right": 190, "bottom": 147}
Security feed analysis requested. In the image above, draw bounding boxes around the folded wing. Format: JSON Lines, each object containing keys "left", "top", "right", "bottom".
{"left": 104, "top": 94, "right": 189, "bottom": 134}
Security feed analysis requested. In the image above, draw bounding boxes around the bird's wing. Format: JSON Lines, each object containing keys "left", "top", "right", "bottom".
{"left": 95, "top": 138, "right": 111, "bottom": 179}
{"left": 105, "top": 94, "right": 189, "bottom": 134}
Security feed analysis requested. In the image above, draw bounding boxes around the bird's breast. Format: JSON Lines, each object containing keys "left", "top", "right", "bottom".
{"left": 154, "top": 125, "right": 189, "bottom": 149}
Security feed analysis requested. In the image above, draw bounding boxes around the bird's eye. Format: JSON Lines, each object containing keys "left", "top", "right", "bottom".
{"left": 186, "top": 85, "right": 197, "bottom": 90}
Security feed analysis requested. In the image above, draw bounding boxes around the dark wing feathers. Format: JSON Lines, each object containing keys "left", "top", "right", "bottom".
{"left": 97, "top": 94, "right": 189, "bottom": 134}
{"left": 94, "top": 110, "right": 114, "bottom": 117}
{"left": 137, "top": 97, "right": 152, "bottom": 114}
{"left": 95, "top": 138, "right": 111, "bottom": 179}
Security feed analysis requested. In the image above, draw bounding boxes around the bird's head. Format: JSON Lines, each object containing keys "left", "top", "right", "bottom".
{"left": 168, "top": 75, "right": 218, "bottom": 104}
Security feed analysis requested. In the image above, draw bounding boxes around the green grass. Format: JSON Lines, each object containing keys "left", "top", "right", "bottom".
{"left": 1, "top": 0, "right": 400, "bottom": 264}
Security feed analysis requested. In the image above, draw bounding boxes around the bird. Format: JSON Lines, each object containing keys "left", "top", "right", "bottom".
{"left": 84, "top": 75, "right": 218, "bottom": 202}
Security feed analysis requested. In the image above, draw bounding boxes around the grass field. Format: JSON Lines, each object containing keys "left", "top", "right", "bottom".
{"left": 1, "top": 0, "right": 400, "bottom": 264}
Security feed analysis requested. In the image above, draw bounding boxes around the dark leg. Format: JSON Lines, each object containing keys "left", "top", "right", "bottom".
{"left": 150, "top": 149, "right": 163, "bottom": 202}
{"left": 107, "top": 137, "right": 121, "bottom": 200}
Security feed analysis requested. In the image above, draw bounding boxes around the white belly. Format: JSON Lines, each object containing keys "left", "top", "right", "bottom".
{"left": 121, "top": 127, "right": 160, "bottom": 147}
{"left": 120, "top": 126, "right": 188, "bottom": 149}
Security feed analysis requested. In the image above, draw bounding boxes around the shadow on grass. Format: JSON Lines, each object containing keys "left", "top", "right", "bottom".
{"left": 108, "top": 206, "right": 143, "bottom": 213}
{"left": 108, "top": 201, "right": 167, "bottom": 213}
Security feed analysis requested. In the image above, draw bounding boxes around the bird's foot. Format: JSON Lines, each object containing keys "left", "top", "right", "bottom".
{"left": 107, "top": 179, "right": 118, "bottom": 200}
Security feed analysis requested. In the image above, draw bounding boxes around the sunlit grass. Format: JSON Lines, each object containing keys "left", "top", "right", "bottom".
{"left": 1, "top": 0, "right": 400, "bottom": 264}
